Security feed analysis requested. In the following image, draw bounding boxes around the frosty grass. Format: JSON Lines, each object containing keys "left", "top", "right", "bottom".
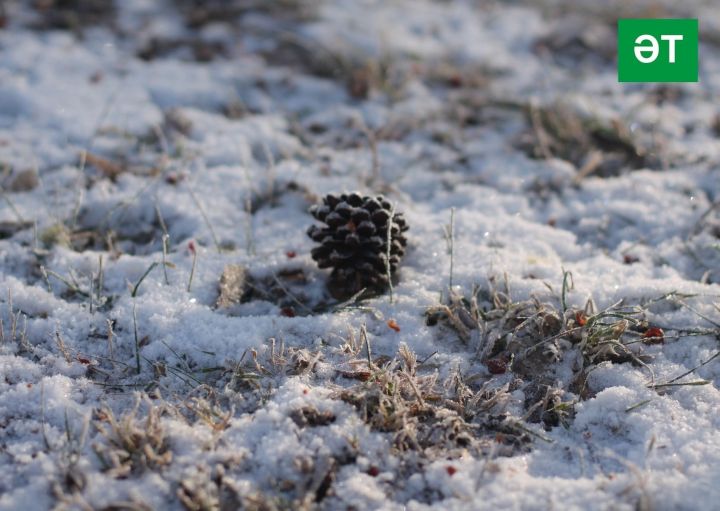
{"left": 1, "top": 1, "right": 720, "bottom": 510}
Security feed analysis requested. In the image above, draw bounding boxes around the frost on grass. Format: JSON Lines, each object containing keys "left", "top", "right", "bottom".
{"left": 2, "top": 0, "right": 720, "bottom": 510}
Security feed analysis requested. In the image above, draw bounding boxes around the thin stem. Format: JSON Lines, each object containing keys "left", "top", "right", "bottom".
{"left": 161, "top": 235, "right": 170, "bottom": 285}
{"left": 97, "top": 254, "right": 104, "bottom": 305}
{"left": 155, "top": 204, "right": 171, "bottom": 285}
{"left": 131, "top": 262, "right": 159, "bottom": 297}
{"left": 448, "top": 208, "right": 455, "bottom": 291}
{"left": 187, "top": 186, "right": 221, "bottom": 253}
{"left": 651, "top": 349, "right": 720, "bottom": 388}
{"left": 361, "top": 325, "right": 373, "bottom": 369}
{"left": 561, "top": 270, "right": 573, "bottom": 314}
{"left": 187, "top": 250, "right": 197, "bottom": 293}
{"left": 133, "top": 299, "right": 141, "bottom": 374}
{"left": 386, "top": 204, "right": 395, "bottom": 303}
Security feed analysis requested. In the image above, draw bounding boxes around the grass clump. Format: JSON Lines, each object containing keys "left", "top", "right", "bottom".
{"left": 424, "top": 275, "right": 718, "bottom": 429}
{"left": 92, "top": 394, "right": 173, "bottom": 478}
{"left": 335, "top": 343, "right": 533, "bottom": 459}
{"left": 516, "top": 100, "right": 657, "bottom": 180}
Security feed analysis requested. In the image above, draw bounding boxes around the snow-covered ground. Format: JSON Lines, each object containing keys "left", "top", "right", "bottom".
{"left": 1, "top": 1, "right": 720, "bottom": 509}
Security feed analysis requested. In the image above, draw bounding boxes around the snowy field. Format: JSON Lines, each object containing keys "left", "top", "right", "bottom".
{"left": 1, "top": 1, "right": 720, "bottom": 509}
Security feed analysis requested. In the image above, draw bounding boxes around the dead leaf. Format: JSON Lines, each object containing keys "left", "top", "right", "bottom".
{"left": 84, "top": 152, "right": 125, "bottom": 180}
{"left": 216, "top": 264, "right": 248, "bottom": 308}
{"left": 0, "top": 220, "right": 33, "bottom": 239}
{"left": 8, "top": 168, "right": 39, "bottom": 192}
{"left": 387, "top": 319, "right": 401, "bottom": 332}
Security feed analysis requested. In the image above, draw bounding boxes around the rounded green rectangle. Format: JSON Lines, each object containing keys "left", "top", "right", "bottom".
{"left": 618, "top": 19, "right": 698, "bottom": 83}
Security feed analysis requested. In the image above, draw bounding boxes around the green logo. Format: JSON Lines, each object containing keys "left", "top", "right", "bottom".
{"left": 618, "top": 19, "right": 698, "bottom": 82}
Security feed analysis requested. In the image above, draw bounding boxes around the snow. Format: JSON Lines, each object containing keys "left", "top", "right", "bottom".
{"left": 1, "top": 0, "right": 720, "bottom": 509}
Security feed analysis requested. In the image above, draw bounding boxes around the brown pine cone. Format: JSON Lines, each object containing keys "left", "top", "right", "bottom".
{"left": 307, "top": 192, "right": 408, "bottom": 298}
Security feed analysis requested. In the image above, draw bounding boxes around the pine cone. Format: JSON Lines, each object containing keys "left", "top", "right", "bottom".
{"left": 307, "top": 192, "right": 409, "bottom": 297}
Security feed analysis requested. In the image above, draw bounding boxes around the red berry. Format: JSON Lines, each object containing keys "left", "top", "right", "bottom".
{"left": 166, "top": 172, "right": 186, "bottom": 185}
{"left": 642, "top": 327, "right": 664, "bottom": 345}
{"left": 445, "top": 466, "right": 457, "bottom": 476}
{"left": 575, "top": 311, "right": 587, "bottom": 327}
{"left": 623, "top": 254, "right": 639, "bottom": 264}
{"left": 486, "top": 358, "right": 507, "bottom": 375}
{"left": 448, "top": 75, "right": 463, "bottom": 88}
